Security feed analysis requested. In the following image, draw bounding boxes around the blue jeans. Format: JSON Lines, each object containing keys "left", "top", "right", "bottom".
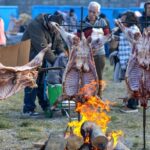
{"left": 23, "top": 65, "right": 50, "bottom": 113}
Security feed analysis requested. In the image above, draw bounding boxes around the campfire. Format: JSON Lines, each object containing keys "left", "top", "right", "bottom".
{"left": 42, "top": 22, "right": 129, "bottom": 150}
{"left": 64, "top": 81, "right": 124, "bottom": 150}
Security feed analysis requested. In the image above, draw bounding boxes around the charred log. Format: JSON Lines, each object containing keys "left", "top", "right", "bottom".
{"left": 81, "top": 121, "right": 108, "bottom": 150}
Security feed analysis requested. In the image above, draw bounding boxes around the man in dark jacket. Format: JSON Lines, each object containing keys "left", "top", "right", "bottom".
{"left": 139, "top": 1, "right": 150, "bottom": 32}
{"left": 22, "top": 13, "right": 65, "bottom": 117}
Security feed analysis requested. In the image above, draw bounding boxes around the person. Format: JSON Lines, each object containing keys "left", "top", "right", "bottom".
{"left": 7, "top": 13, "right": 31, "bottom": 34}
{"left": 118, "top": 11, "right": 140, "bottom": 80}
{"left": 65, "top": 8, "right": 77, "bottom": 33}
{"left": 99, "top": 13, "right": 111, "bottom": 57}
{"left": 99, "top": 13, "right": 111, "bottom": 31}
{"left": 77, "top": 1, "right": 110, "bottom": 98}
{"left": 19, "top": 13, "right": 32, "bottom": 32}
{"left": 47, "top": 52, "right": 68, "bottom": 85}
{"left": 139, "top": 1, "right": 150, "bottom": 32}
{"left": 0, "top": 17, "right": 6, "bottom": 46}
{"left": 117, "top": 11, "right": 140, "bottom": 113}
{"left": 21, "top": 13, "right": 66, "bottom": 117}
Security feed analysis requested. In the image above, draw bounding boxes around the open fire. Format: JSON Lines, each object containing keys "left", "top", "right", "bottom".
{"left": 65, "top": 80, "right": 123, "bottom": 150}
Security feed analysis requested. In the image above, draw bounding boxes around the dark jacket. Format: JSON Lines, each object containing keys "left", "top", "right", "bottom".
{"left": 139, "top": 12, "right": 150, "bottom": 32}
{"left": 22, "top": 14, "right": 65, "bottom": 64}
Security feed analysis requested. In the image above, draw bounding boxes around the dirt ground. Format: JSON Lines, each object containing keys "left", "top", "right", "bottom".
{"left": 0, "top": 60, "right": 150, "bottom": 150}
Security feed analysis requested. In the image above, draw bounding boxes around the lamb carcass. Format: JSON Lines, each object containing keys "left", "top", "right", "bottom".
{"left": 116, "top": 19, "right": 150, "bottom": 107}
{"left": 51, "top": 22, "right": 113, "bottom": 106}
{"left": 63, "top": 33, "right": 99, "bottom": 98}
{"left": 0, "top": 44, "right": 51, "bottom": 100}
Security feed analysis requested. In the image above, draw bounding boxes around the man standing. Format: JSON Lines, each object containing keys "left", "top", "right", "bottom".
{"left": 139, "top": 1, "right": 150, "bottom": 32}
{"left": 65, "top": 8, "right": 78, "bottom": 33}
{"left": 22, "top": 13, "right": 65, "bottom": 117}
{"left": 77, "top": 1, "right": 110, "bottom": 98}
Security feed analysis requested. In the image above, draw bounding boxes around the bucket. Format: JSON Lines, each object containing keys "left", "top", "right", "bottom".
{"left": 48, "top": 84, "right": 62, "bottom": 108}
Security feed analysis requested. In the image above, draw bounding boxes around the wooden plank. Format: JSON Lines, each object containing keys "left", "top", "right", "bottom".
{"left": 45, "top": 134, "right": 66, "bottom": 150}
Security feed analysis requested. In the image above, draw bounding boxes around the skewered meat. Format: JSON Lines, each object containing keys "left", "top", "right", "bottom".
{"left": 116, "top": 19, "right": 150, "bottom": 106}
{"left": 51, "top": 22, "right": 113, "bottom": 105}
{"left": 0, "top": 44, "right": 51, "bottom": 100}
{"left": 62, "top": 33, "right": 99, "bottom": 97}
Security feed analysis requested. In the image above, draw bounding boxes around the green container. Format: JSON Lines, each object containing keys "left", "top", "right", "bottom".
{"left": 48, "top": 84, "right": 62, "bottom": 108}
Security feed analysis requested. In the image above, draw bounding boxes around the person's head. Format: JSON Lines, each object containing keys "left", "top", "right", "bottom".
{"left": 99, "top": 13, "right": 106, "bottom": 19}
{"left": 50, "top": 12, "right": 64, "bottom": 25}
{"left": 121, "top": 11, "right": 138, "bottom": 27}
{"left": 69, "top": 9, "right": 75, "bottom": 17}
{"left": 88, "top": 1, "right": 101, "bottom": 22}
{"left": 19, "top": 13, "right": 31, "bottom": 25}
{"left": 144, "top": 1, "right": 150, "bottom": 16}
{"left": 44, "top": 13, "right": 64, "bottom": 33}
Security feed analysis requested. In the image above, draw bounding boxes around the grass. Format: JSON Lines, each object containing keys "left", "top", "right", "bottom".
{"left": 0, "top": 59, "right": 150, "bottom": 149}
{"left": 0, "top": 117, "right": 13, "bottom": 129}
{"left": 19, "top": 121, "right": 33, "bottom": 127}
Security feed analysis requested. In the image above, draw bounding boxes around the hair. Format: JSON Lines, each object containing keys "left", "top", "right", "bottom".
{"left": 122, "top": 11, "right": 139, "bottom": 27}
{"left": 88, "top": 1, "right": 101, "bottom": 12}
{"left": 48, "top": 12, "right": 64, "bottom": 25}
{"left": 100, "top": 13, "right": 106, "bottom": 18}
{"left": 70, "top": 8, "right": 74, "bottom": 13}
{"left": 144, "top": 1, "right": 150, "bottom": 10}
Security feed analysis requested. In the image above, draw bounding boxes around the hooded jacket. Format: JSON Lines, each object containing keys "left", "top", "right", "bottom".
{"left": 22, "top": 14, "right": 65, "bottom": 64}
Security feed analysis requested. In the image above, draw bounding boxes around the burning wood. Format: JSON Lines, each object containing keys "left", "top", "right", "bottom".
{"left": 66, "top": 95, "right": 124, "bottom": 150}
{"left": 81, "top": 121, "right": 108, "bottom": 149}
{"left": 0, "top": 44, "right": 51, "bottom": 100}
{"left": 64, "top": 121, "right": 126, "bottom": 150}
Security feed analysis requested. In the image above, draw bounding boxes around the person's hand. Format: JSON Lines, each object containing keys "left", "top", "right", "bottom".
{"left": 64, "top": 50, "right": 69, "bottom": 57}
{"left": 87, "top": 36, "right": 92, "bottom": 43}
{"left": 72, "top": 36, "right": 80, "bottom": 46}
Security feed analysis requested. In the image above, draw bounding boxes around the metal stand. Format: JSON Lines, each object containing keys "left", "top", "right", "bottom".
{"left": 143, "top": 9, "right": 148, "bottom": 150}
{"left": 77, "top": 6, "right": 84, "bottom": 122}
{"left": 143, "top": 107, "right": 146, "bottom": 150}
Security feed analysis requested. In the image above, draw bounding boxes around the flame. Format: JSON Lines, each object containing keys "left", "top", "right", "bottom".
{"left": 68, "top": 96, "right": 111, "bottom": 136}
{"left": 78, "top": 80, "right": 107, "bottom": 98}
{"left": 99, "top": 80, "right": 107, "bottom": 91}
{"left": 109, "top": 130, "right": 124, "bottom": 147}
{"left": 68, "top": 80, "right": 123, "bottom": 148}
{"left": 84, "top": 134, "right": 90, "bottom": 143}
